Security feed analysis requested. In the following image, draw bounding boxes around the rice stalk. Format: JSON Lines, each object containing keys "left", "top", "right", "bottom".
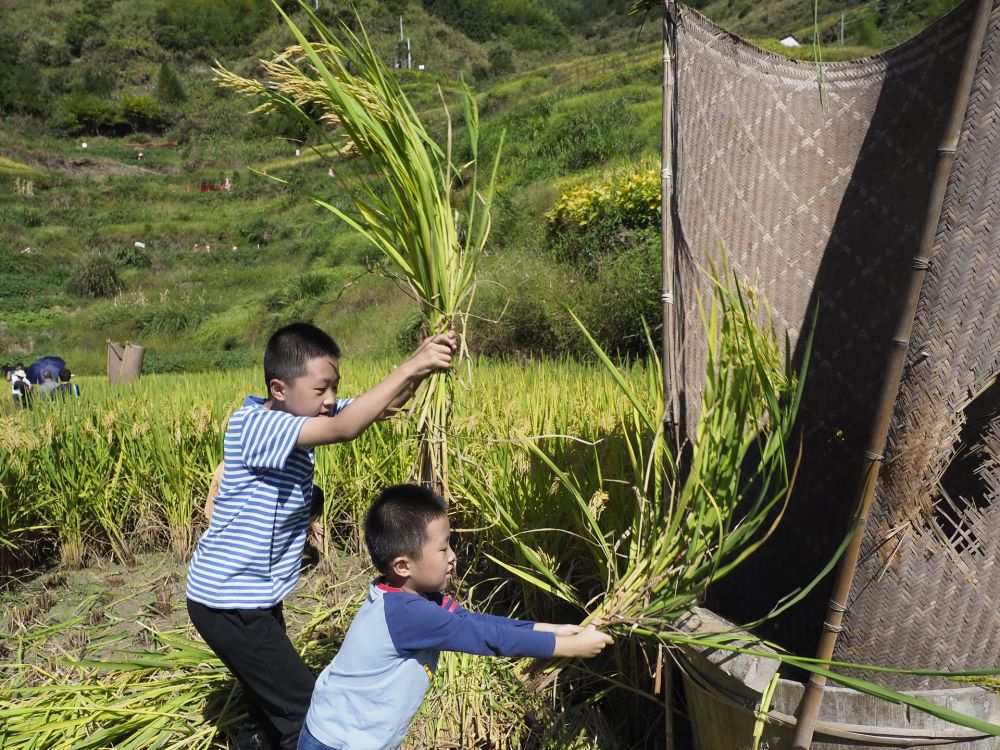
{"left": 413, "top": 651, "right": 535, "bottom": 749}
{"left": 462, "top": 263, "right": 804, "bottom": 644}
{"left": 0, "top": 630, "right": 236, "bottom": 750}
{"left": 34, "top": 417, "right": 130, "bottom": 568}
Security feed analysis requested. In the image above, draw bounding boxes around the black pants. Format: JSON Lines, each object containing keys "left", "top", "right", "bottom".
{"left": 188, "top": 599, "right": 315, "bottom": 750}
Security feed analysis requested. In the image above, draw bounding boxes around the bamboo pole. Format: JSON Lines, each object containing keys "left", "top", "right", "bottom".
{"left": 661, "top": 0, "right": 682, "bottom": 457}
{"left": 661, "top": 5, "right": 680, "bottom": 750}
{"left": 790, "top": 1, "right": 992, "bottom": 746}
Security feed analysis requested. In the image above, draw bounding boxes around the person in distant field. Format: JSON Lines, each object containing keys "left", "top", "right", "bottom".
{"left": 298, "top": 484, "right": 614, "bottom": 750}
{"left": 38, "top": 370, "right": 57, "bottom": 401}
{"left": 55, "top": 368, "right": 80, "bottom": 399}
{"left": 185, "top": 322, "right": 456, "bottom": 750}
{"left": 10, "top": 362, "right": 31, "bottom": 408}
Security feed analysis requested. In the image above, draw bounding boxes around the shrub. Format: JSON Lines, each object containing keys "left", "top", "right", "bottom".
{"left": 0, "top": 33, "right": 49, "bottom": 115}
{"left": 29, "top": 39, "right": 71, "bottom": 67}
{"left": 114, "top": 244, "right": 152, "bottom": 269}
{"left": 54, "top": 94, "right": 118, "bottom": 136}
{"left": 117, "top": 94, "right": 169, "bottom": 133}
{"left": 423, "top": 0, "right": 491, "bottom": 42}
{"left": 97, "top": 36, "right": 165, "bottom": 67}
{"left": 546, "top": 167, "right": 660, "bottom": 267}
{"left": 69, "top": 69, "right": 116, "bottom": 98}
{"left": 467, "top": 245, "right": 584, "bottom": 358}
{"left": 265, "top": 271, "right": 339, "bottom": 312}
{"left": 137, "top": 303, "right": 203, "bottom": 334}
{"left": 153, "top": 0, "right": 273, "bottom": 53}
{"left": 193, "top": 304, "right": 261, "bottom": 349}
{"left": 244, "top": 108, "right": 311, "bottom": 140}
{"left": 470, "top": 235, "right": 660, "bottom": 361}
{"left": 1, "top": 205, "right": 46, "bottom": 229}
{"left": 586, "top": 235, "right": 661, "bottom": 358}
{"left": 395, "top": 312, "right": 424, "bottom": 353}
{"left": 848, "top": 13, "right": 883, "bottom": 47}
{"left": 54, "top": 93, "right": 169, "bottom": 136}
{"left": 0, "top": 273, "right": 40, "bottom": 303}
{"left": 239, "top": 216, "right": 278, "bottom": 245}
{"left": 71, "top": 255, "right": 123, "bottom": 298}
{"left": 143, "top": 347, "right": 256, "bottom": 373}
{"left": 540, "top": 94, "right": 642, "bottom": 171}
{"left": 488, "top": 42, "right": 515, "bottom": 76}
{"left": 422, "top": 0, "right": 566, "bottom": 49}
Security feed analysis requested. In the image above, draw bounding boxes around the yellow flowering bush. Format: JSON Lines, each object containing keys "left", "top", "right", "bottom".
{"left": 546, "top": 168, "right": 659, "bottom": 231}
{"left": 545, "top": 167, "right": 661, "bottom": 276}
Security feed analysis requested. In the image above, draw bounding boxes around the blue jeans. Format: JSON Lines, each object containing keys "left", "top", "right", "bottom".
{"left": 297, "top": 723, "right": 342, "bottom": 750}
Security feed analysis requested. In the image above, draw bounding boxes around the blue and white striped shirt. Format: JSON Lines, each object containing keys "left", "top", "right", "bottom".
{"left": 186, "top": 395, "right": 347, "bottom": 609}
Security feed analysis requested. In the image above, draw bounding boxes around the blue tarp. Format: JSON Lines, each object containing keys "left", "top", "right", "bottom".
{"left": 25, "top": 356, "right": 66, "bottom": 384}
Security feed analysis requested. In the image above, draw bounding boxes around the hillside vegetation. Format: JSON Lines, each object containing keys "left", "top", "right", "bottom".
{"left": 0, "top": 0, "right": 962, "bottom": 373}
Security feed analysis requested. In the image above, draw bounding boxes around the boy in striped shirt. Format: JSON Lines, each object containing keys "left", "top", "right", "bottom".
{"left": 186, "top": 323, "right": 455, "bottom": 750}
{"left": 299, "top": 484, "right": 614, "bottom": 750}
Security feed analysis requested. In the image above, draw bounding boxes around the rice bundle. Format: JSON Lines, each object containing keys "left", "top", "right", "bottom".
{"left": 216, "top": 3, "right": 502, "bottom": 494}
{"left": 455, "top": 267, "right": 807, "bottom": 685}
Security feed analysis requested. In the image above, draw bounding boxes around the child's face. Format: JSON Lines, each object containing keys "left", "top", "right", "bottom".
{"left": 402, "top": 515, "right": 455, "bottom": 594}
{"left": 270, "top": 355, "right": 341, "bottom": 417}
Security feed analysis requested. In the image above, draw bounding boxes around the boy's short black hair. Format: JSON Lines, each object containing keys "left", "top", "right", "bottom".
{"left": 365, "top": 484, "right": 447, "bottom": 574}
{"left": 15, "top": 362, "right": 23, "bottom": 369}
{"left": 58, "top": 368, "right": 71, "bottom": 382}
{"left": 263, "top": 323, "right": 341, "bottom": 394}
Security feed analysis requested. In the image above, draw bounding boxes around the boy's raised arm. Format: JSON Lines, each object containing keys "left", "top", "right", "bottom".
{"left": 297, "top": 332, "right": 455, "bottom": 448}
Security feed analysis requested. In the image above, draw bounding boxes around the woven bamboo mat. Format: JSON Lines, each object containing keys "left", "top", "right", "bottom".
{"left": 667, "top": 1, "right": 978, "bottom": 683}
{"left": 838, "top": 0, "right": 1000, "bottom": 689}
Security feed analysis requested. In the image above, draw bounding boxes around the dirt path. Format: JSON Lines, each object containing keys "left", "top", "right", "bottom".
{"left": 0, "top": 147, "right": 180, "bottom": 179}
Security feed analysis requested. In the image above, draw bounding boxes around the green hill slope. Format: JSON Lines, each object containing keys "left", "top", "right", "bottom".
{"left": 0, "top": 0, "right": 962, "bottom": 374}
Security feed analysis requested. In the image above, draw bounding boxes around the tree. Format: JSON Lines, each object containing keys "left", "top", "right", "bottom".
{"left": 488, "top": 42, "right": 514, "bottom": 76}
{"left": 156, "top": 62, "right": 187, "bottom": 105}
{"left": 65, "top": 12, "right": 103, "bottom": 57}
{"left": 0, "top": 32, "right": 48, "bottom": 115}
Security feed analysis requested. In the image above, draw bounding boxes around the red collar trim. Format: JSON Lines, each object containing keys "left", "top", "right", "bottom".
{"left": 376, "top": 580, "right": 403, "bottom": 593}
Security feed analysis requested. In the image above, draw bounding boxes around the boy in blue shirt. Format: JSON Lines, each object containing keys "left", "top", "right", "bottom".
{"left": 299, "top": 484, "right": 614, "bottom": 750}
{"left": 186, "top": 323, "right": 455, "bottom": 750}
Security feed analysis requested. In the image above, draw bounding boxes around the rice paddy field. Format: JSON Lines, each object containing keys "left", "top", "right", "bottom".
{"left": 1, "top": 358, "right": 682, "bottom": 749}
